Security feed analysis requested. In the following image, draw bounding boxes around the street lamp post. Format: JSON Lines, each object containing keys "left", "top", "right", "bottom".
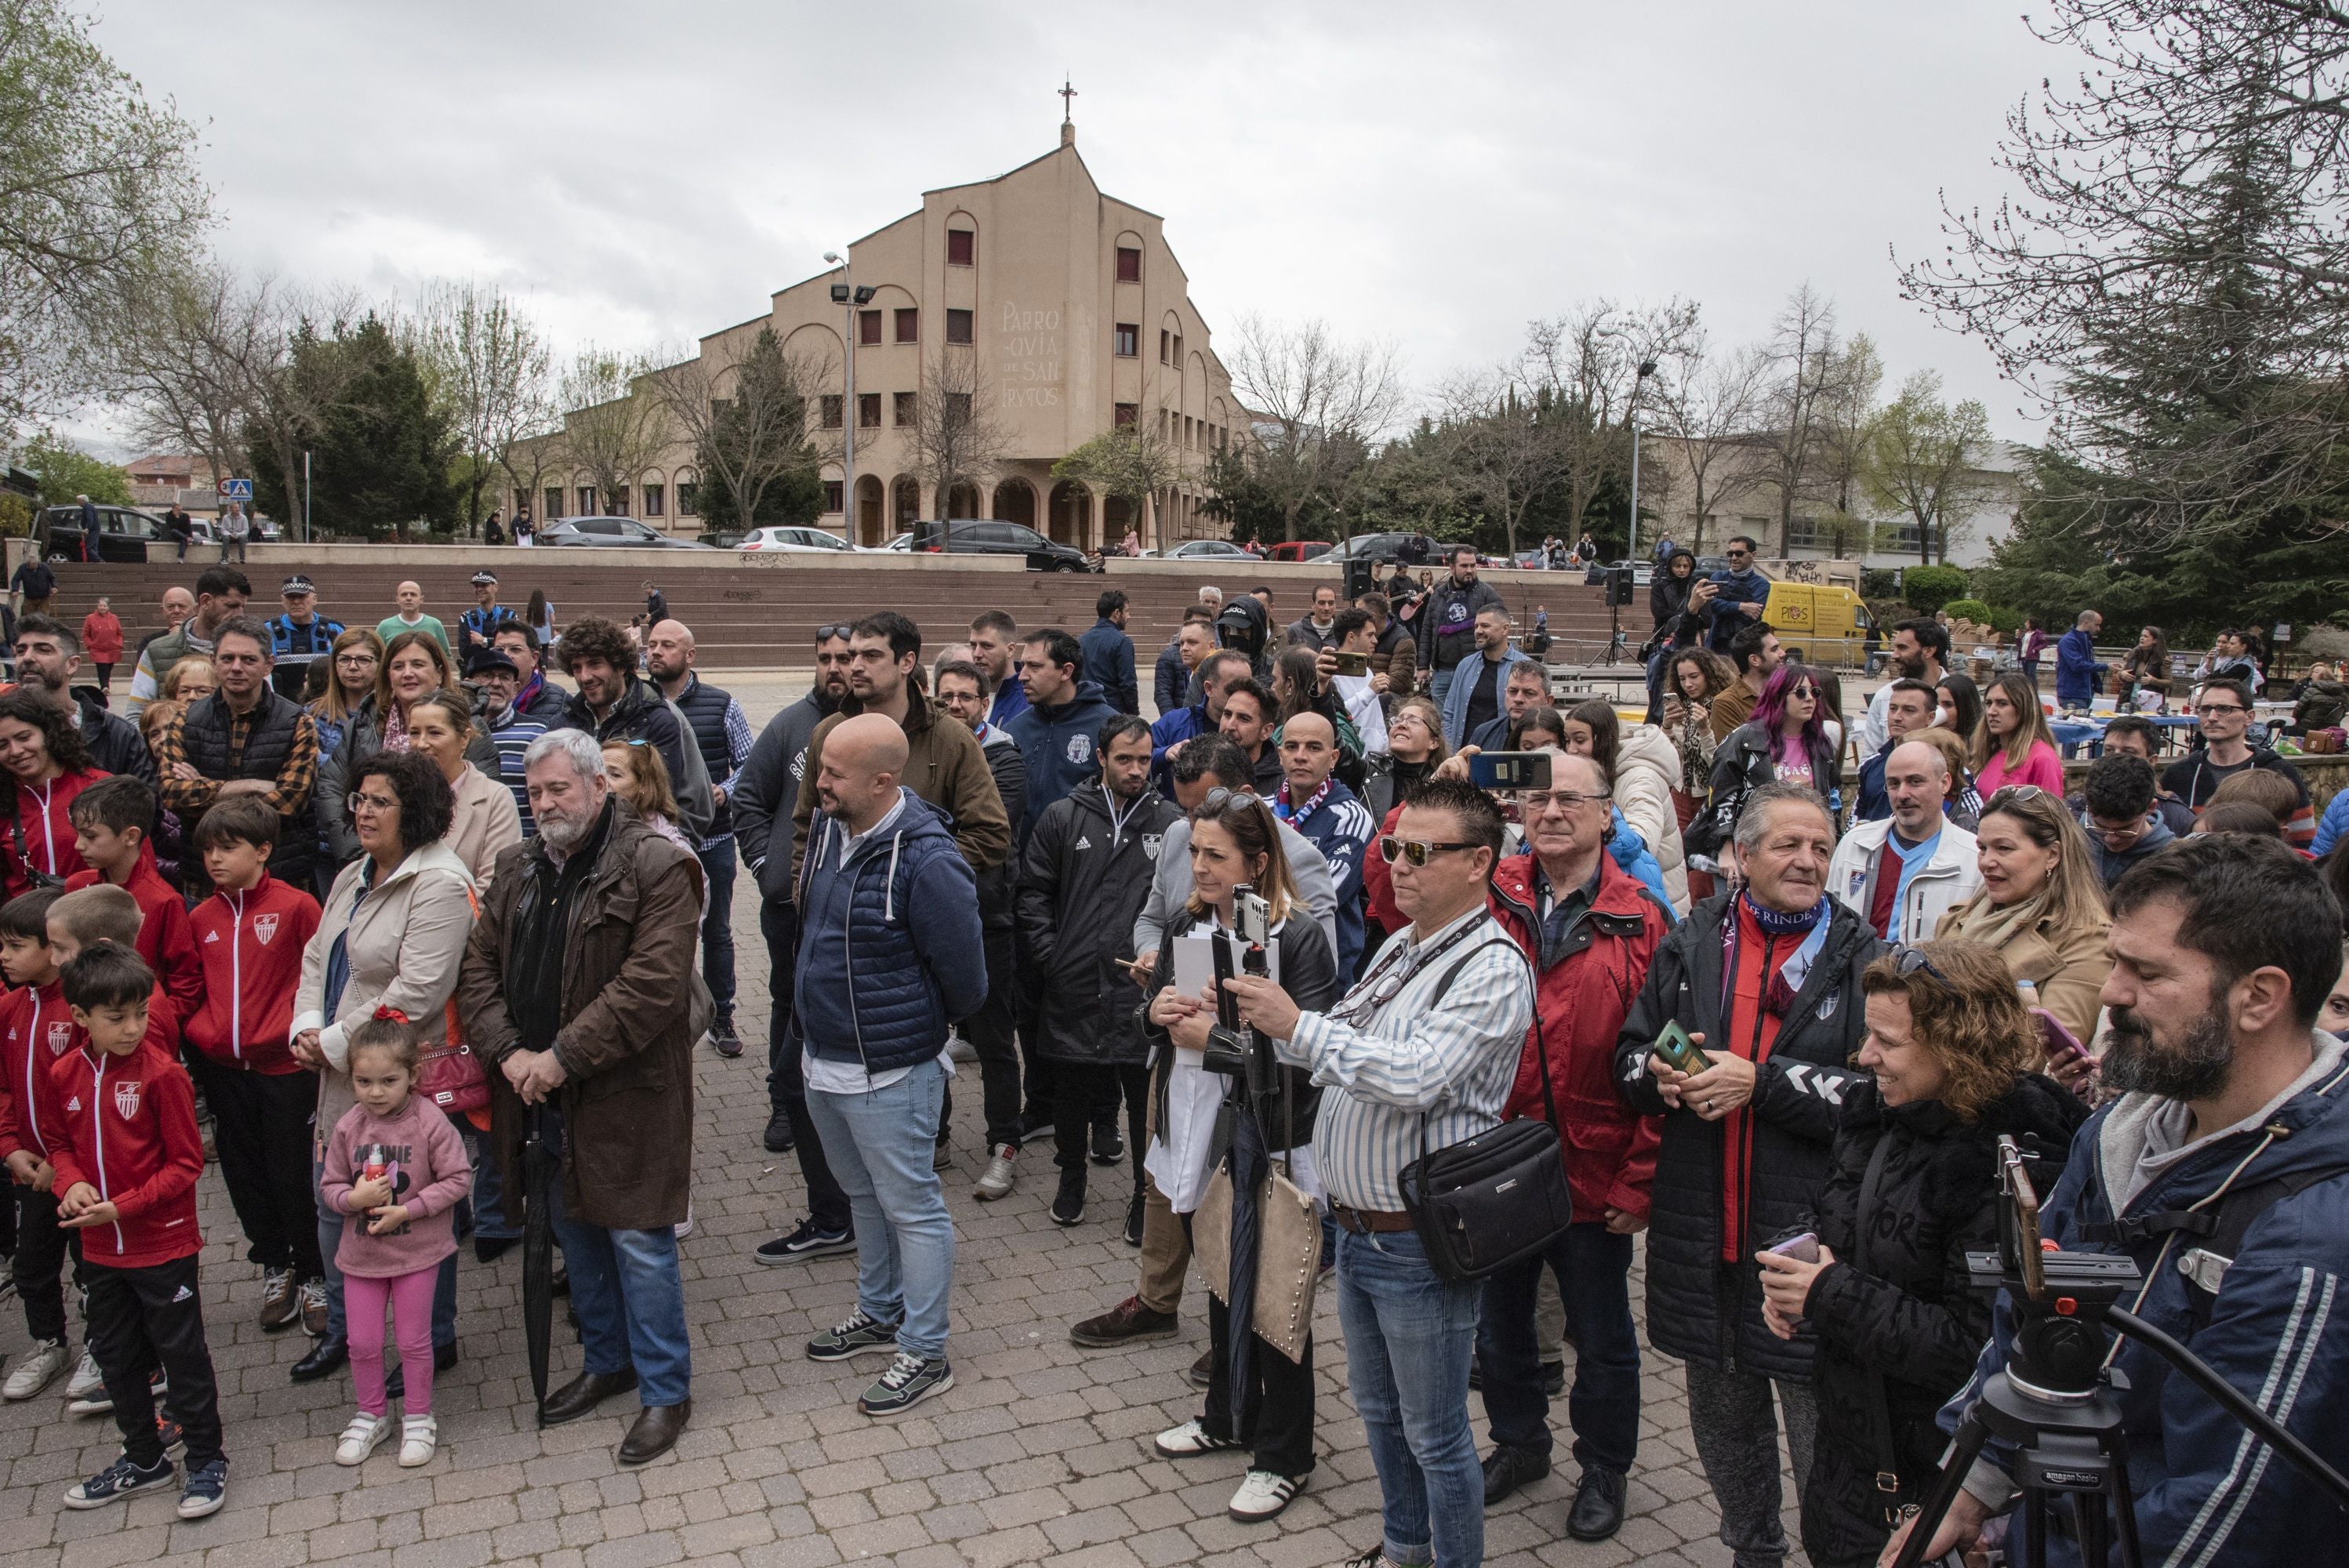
{"left": 824, "top": 251, "right": 877, "bottom": 539}
{"left": 1626, "top": 358, "right": 1658, "bottom": 561}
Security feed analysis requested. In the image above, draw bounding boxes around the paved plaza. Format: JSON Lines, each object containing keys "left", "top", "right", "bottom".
{"left": 0, "top": 674, "right": 1799, "bottom": 1568}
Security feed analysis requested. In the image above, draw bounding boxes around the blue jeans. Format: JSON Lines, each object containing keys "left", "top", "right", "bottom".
{"left": 543, "top": 1109, "right": 692, "bottom": 1406}
{"left": 805, "top": 1056, "right": 954, "bottom": 1359}
{"left": 313, "top": 1149, "right": 461, "bottom": 1349}
{"left": 697, "top": 840, "right": 737, "bottom": 1025}
{"left": 1476, "top": 1221, "right": 1640, "bottom": 1473}
{"left": 1335, "top": 1227, "right": 1487, "bottom": 1568}
{"left": 1428, "top": 666, "right": 1454, "bottom": 708}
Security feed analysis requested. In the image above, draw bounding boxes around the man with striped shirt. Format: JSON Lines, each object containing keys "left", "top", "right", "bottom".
{"left": 1226, "top": 776, "right": 1533, "bottom": 1568}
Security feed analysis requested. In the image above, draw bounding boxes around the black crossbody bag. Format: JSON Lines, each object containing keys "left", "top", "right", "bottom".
{"left": 1397, "top": 942, "right": 1575, "bottom": 1282}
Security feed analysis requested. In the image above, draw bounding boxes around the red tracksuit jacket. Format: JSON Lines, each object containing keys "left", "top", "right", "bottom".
{"left": 183, "top": 874, "right": 320, "bottom": 1074}
{"left": 65, "top": 848, "right": 203, "bottom": 1020}
{"left": 45, "top": 1001, "right": 202, "bottom": 1268}
{"left": 0, "top": 978, "right": 71, "bottom": 1164}
{"left": 1, "top": 769, "right": 102, "bottom": 898}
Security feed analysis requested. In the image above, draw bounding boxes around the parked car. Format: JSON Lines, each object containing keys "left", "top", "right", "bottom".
{"left": 38, "top": 503, "right": 179, "bottom": 562}
{"left": 1581, "top": 557, "right": 1655, "bottom": 586}
{"left": 539, "top": 516, "right": 715, "bottom": 550}
{"left": 1150, "top": 538, "right": 1252, "bottom": 561}
{"left": 908, "top": 518, "right": 1095, "bottom": 572}
{"left": 739, "top": 525, "right": 855, "bottom": 554}
{"left": 1268, "top": 540, "right": 1332, "bottom": 562}
{"left": 1321, "top": 532, "right": 1436, "bottom": 567}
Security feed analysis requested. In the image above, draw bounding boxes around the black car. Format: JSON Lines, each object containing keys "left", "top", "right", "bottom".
{"left": 909, "top": 519, "right": 1095, "bottom": 572}
{"left": 38, "top": 504, "right": 183, "bottom": 562}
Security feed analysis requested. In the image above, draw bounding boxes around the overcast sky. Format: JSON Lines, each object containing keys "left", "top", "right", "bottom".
{"left": 88, "top": 0, "right": 2061, "bottom": 444}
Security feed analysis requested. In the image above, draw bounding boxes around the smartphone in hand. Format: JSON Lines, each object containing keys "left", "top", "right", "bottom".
{"left": 1652, "top": 1018, "right": 1712, "bottom": 1075}
{"left": 1762, "top": 1231, "right": 1821, "bottom": 1265}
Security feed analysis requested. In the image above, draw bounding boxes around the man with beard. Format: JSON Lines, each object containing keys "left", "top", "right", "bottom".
{"left": 732, "top": 626, "right": 854, "bottom": 1156}
{"left": 9, "top": 615, "right": 150, "bottom": 783}
{"left": 557, "top": 616, "right": 713, "bottom": 840}
{"left": 1897, "top": 833, "right": 2349, "bottom": 1568}
{"left": 129, "top": 566, "right": 248, "bottom": 717}
{"left": 1854, "top": 619, "right": 1950, "bottom": 759}
{"left": 646, "top": 619, "right": 754, "bottom": 1058}
{"left": 460, "top": 728, "right": 703, "bottom": 1465}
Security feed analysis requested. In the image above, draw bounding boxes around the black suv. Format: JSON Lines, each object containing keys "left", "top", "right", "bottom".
{"left": 909, "top": 519, "right": 1095, "bottom": 572}
{"left": 38, "top": 504, "right": 181, "bottom": 562}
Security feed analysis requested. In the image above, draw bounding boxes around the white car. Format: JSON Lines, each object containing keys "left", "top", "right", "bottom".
{"left": 1149, "top": 539, "right": 1252, "bottom": 561}
{"left": 739, "top": 525, "right": 855, "bottom": 554}
{"left": 855, "top": 532, "right": 914, "bottom": 553}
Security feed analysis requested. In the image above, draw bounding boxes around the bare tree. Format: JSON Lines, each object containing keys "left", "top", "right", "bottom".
{"left": 1759, "top": 284, "right": 1841, "bottom": 554}
{"left": 415, "top": 280, "right": 550, "bottom": 534}
{"left": 908, "top": 347, "right": 1007, "bottom": 517}
{"left": 1808, "top": 332, "right": 1886, "bottom": 557}
{"left": 557, "top": 346, "right": 670, "bottom": 517}
{"left": 1436, "top": 372, "right": 1574, "bottom": 561}
{"left": 648, "top": 325, "right": 824, "bottom": 532}
{"left": 107, "top": 260, "right": 278, "bottom": 488}
{"left": 1864, "top": 370, "right": 1998, "bottom": 563}
{"left": 1646, "top": 332, "right": 1771, "bottom": 554}
{"left": 1522, "top": 299, "right": 1699, "bottom": 545}
{"left": 1225, "top": 315, "right": 1405, "bottom": 541}
{"left": 1053, "top": 419, "right": 1180, "bottom": 537}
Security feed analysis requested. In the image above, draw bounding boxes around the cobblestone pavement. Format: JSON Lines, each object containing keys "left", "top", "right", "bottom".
{"left": 0, "top": 675, "right": 1803, "bottom": 1568}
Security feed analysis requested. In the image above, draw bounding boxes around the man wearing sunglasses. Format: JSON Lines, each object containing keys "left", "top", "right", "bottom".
{"left": 1701, "top": 535, "right": 1770, "bottom": 655}
{"left": 2159, "top": 675, "right": 2313, "bottom": 846}
{"left": 1476, "top": 750, "right": 1672, "bottom": 1541}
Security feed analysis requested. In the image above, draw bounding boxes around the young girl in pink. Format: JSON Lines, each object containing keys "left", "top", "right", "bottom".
{"left": 321, "top": 1011, "right": 471, "bottom": 1468}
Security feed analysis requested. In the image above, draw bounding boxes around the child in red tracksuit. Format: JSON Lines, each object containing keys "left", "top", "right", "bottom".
{"left": 183, "top": 797, "right": 323, "bottom": 1334}
{"left": 65, "top": 776, "right": 201, "bottom": 1019}
{"left": 48, "top": 942, "right": 227, "bottom": 1519}
{"left": 0, "top": 887, "right": 86, "bottom": 1405}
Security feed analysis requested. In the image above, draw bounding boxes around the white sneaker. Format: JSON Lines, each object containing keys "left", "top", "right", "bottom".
{"left": 975, "top": 1143, "right": 1017, "bottom": 1201}
{"left": 2, "top": 1338, "right": 68, "bottom": 1400}
{"left": 673, "top": 1200, "right": 694, "bottom": 1240}
{"left": 398, "top": 1415, "right": 437, "bottom": 1468}
{"left": 334, "top": 1412, "right": 392, "bottom": 1467}
{"left": 1227, "top": 1468, "right": 1308, "bottom": 1522}
{"left": 1153, "top": 1417, "right": 1245, "bottom": 1458}
{"left": 946, "top": 1029, "right": 977, "bottom": 1064}
{"left": 64, "top": 1348, "right": 105, "bottom": 1400}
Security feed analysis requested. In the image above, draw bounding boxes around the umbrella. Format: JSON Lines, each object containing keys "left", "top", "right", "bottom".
{"left": 521, "top": 1102, "right": 560, "bottom": 1425}
{"left": 1221, "top": 1080, "right": 1269, "bottom": 1417}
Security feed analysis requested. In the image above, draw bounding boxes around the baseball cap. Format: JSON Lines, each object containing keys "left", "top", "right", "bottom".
{"left": 465, "top": 647, "right": 520, "bottom": 678}
{"left": 281, "top": 575, "right": 316, "bottom": 595}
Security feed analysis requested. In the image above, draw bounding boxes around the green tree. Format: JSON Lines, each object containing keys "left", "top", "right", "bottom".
{"left": 1898, "top": 564, "right": 1970, "bottom": 615}
{"left": 249, "top": 314, "right": 455, "bottom": 538}
{"left": 1862, "top": 371, "right": 1995, "bottom": 563}
{"left": 651, "top": 325, "right": 822, "bottom": 536}
{"left": 1053, "top": 424, "right": 1179, "bottom": 538}
{"left": 15, "top": 430, "right": 129, "bottom": 506}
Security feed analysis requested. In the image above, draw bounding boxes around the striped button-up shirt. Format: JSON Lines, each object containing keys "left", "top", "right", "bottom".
{"left": 1280, "top": 902, "right": 1534, "bottom": 1213}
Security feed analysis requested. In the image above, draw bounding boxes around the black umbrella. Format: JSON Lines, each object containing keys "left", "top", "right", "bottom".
{"left": 1221, "top": 1084, "right": 1269, "bottom": 1416}
{"left": 521, "top": 1103, "right": 559, "bottom": 1425}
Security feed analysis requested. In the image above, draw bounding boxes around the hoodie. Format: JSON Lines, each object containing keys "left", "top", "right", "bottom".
{"left": 45, "top": 1001, "right": 201, "bottom": 1269}
{"left": 184, "top": 873, "right": 322, "bottom": 1072}
{"left": 2087, "top": 811, "right": 2177, "bottom": 887}
{"left": 1004, "top": 679, "right": 1120, "bottom": 838}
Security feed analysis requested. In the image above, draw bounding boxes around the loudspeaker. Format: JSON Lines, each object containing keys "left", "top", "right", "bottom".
{"left": 1607, "top": 567, "right": 1636, "bottom": 606}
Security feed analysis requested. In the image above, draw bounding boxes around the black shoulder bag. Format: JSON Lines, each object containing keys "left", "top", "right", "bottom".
{"left": 1398, "top": 942, "right": 1576, "bottom": 1283}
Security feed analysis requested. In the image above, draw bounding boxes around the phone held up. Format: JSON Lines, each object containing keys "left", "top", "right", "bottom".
{"left": 1469, "top": 750, "right": 1552, "bottom": 792}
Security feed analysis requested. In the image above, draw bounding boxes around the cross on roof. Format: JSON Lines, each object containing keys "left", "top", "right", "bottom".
{"left": 1059, "top": 77, "right": 1078, "bottom": 122}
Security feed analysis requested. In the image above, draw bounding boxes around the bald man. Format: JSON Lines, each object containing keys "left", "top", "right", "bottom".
{"left": 1827, "top": 738, "right": 1982, "bottom": 942}
{"left": 1274, "top": 710, "right": 1377, "bottom": 975}
{"left": 790, "top": 710, "right": 986, "bottom": 1417}
{"left": 649, "top": 618, "right": 756, "bottom": 1057}
{"left": 376, "top": 579, "right": 450, "bottom": 657}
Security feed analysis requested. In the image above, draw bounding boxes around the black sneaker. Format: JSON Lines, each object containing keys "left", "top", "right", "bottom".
{"left": 806, "top": 1308, "right": 900, "bottom": 1362}
{"left": 859, "top": 1351, "right": 952, "bottom": 1416}
{"left": 1090, "top": 1122, "right": 1123, "bottom": 1167}
{"left": 755, "top": 1219, "right": 854, "bottom": 1265}
{"left": 762, "top": 1109, "right": 796, "bottom": 1154}
{"left": 1123, "top": 1189, "right": 1145, "bottom": 1247}
{"left": 1051, "top": 1170, "right": 1086, "bottom": 1227}
{"left": 710, "top": 1021, "right": 744, "bottom": 1059}
{"left": 62, "top": 1454, "right": 176, "bottom": 1509}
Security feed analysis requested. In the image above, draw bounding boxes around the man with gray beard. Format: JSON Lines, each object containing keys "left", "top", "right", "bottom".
{"left": 1897, "top": 833, "right": 2349, "bottom": 1568}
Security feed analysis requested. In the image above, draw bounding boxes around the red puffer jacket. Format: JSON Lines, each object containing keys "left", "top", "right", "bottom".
{"left": 1487, "top": 851, "right": 1672, "bottom": 1223}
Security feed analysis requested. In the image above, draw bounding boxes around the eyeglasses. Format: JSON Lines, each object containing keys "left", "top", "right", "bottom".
{"left": 1378, "top": 836, "right": 1477, "bottom": 866}
{"left": 335, "top": 654, "right": 377, "bottom": 667}
{"left": 2194, "top": 703, "right": 2246, "bottom": 717}
{"left": 347, "top": 791, "right": 397, "bottom": 815}
{"left": 1890, "top": 945, "right": 1948, "bottom": 984}
{"left": 1518, "top": 789, "right": 1609, "bottom": 813}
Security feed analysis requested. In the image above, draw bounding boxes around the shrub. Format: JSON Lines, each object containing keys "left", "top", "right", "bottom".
{"left": 1861, "top": 568, "right": 1902, "bottom": 601}
{"left": 1987, "top": 605, "right": 2024, "bottom": 636}
{"left": 1899, "top": 564, "right": 1971, "bottom": 615}
{"left": 0, "top": 494, "right": 30, "bottom": 539}
{"left": 1943, "top": 598, "right": 1995, "bottom": 626}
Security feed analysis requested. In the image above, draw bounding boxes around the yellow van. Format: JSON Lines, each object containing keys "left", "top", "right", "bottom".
{"left": 1763, "top": 583, "right": 1875, "bottom": 667}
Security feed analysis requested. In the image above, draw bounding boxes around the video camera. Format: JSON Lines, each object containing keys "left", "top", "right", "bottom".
{"left": 1202, "top": 885, "right": 1276, "bottom": 1100}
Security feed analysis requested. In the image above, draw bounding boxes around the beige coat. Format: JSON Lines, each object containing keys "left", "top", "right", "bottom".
{"left": 1615, "top": 722, "right": 1691, "bottom": 913}
{"left": 1934, "top": 898, "right": 2112, "bottom": 1044}
{"left": 446, "top": 762, "right": 524, "bottom": 889}
{"left": 292, "top": 839, "right": 479, "bottom": 1135}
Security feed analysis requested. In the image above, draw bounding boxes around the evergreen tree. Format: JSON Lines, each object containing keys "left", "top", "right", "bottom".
{"left": 247, "top": 314, "right": 456, "bottom": 539}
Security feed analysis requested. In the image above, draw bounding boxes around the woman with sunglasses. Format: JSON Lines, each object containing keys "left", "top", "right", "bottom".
{"left": 1756, "top": 938, "right": 2084, "bottom": 1568}
{"left": 1973, "top": 673, "right": 2064, "bottom": 797}
{"left": 1934, "top": 785, "right": 2113, "bottom": 1047}
{"left": 1692, "top": 663, "right": 1843, "bottom": 861}
{"left": 1362, "top": 698, "right": 1447, "bottom": 949}
{"left": 1142, "top": 789, "right": 1339, "bottom": 1523}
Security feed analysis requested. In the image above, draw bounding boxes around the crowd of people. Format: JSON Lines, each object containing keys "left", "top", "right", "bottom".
{"left": 0, "top": 553, "right": 2346, "bottom": 1568}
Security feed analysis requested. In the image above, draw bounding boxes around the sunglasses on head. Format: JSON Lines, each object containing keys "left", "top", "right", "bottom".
{"left": 815, "top": 625, "right": 855, "bottom": 642}
{"left": 1890, "top": 945, "right": 1948, "bottom": 985}
{"left": 1986, "top": 785, "right": 2048, "bottom": 810}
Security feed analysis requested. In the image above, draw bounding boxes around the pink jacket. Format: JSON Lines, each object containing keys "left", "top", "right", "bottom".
{"left": 320, "top": 1094, "right": 471, "bottom": 1278}
{"left": 1977, "top": 739, "right": 2065, "bottom": 797}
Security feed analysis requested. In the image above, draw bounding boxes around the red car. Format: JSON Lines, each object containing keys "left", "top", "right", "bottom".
{"left": 1268, "top": 540, "right": 1333, "bottom": 562}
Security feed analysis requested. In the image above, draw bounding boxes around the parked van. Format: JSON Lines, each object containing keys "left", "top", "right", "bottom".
{"left": 1763, "top": 583, "right": 1876, "bottom": 666}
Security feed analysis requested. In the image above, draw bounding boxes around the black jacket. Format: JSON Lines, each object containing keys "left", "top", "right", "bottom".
{"left": 1689, "top": 719, "right": 1843, "bottom": 858}
{"left": 74, "top": 689, "right": 153, "bottom": 786}
{"left": 315, "top": 696, "right": 503, "bottom": 866}
{"left": 176, "top": 685, "right": 318, "bottom": 888}
{"left": 1615, "top": 892, "right": 1882, "bottom": 1381}
{"left": 975, "top": 723, "right": 1026, "bottom": 930}
{"left": 1016, "top": 780, "right": 1181, "bottom": 1065}
{"left": 1797, "top": 1075, "right": 2086, "bottom": 1566}
{"left": 732, "top": 688, "right": 840, "bottom": 906}
{"left": 1144, "top": 906, "right": 1340, "bottom": 1154}
{"left": 1646, "top": 559, "right": 1705, "bottom": 653}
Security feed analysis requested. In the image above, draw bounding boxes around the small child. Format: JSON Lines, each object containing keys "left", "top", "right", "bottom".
{"left": 183, "top": 797, "right": 324, "bottom": 1334}
{"left": 0, "top": 888, "right": 95, "bottom": 1405}
{"left": 51, "top": 942, "right": 227, "bottom": 1519}
{"left": 66, "top": 776, "right": 201, "bottom": 1018}
{"left": 319, "top": 1011, "right": 470, "bottom": 1469}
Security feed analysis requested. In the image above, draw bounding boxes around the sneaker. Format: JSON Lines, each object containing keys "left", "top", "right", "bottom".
{"left": 68, "top": 1365, "right": 159, "bottom": 1416}
{"left": 859, "top": 1351, "right": 952, "bottom": 1417}
{"left": 1153, "top": 1418, "right": 1245, "bottom": 1458}
{"left": 176, "top": 1458, "right": 227, "bottom": 1519}
{"left": 1091, "top": 1122, "right": 1124, "bottom": 1167}
{"left": 1185, "top": 1348, "right": 1213, "bottom": 1389}
{"left": 156, "top": 1417, "right": 184, "bottom": 1452}
{"left": 761, "top": 1108, "right": 795, "bottom": 1154}
{"left": 2, "top": 1337, "right": 68, "bottom": 1400}
{"left": 398, "top": 1414, "right": 437, "bottom": 1468}
{"left": 61, "top": 1454, "right": 175, "bottom": 1509}
{"left": 806, "top": 1308, "right": 900, "bottom": 1362}
{"left": 946, "top": 1030, "right": 977, "bottom": 1064}
{"left": 258, "top": 1266, "right": 300, "bottom": 1332}
{"left": 709, "top": 1021, "right": 744, "bottom": 1059}
{"left": 1227, "top": 1469, "right": 1309, "bottom": 1522}
{"left": 975, "top": 1142, "right": 1018, "bottom": 1201}
{"left": 335, "top": 1413, "right": 391, "bottom": 1467}
{"left": 299, "top": 1276, "right": 330, "bottom": 1338}
{"left": 1018, "top": 1112, "right": 1054, "bottom": 1145}
{"left": 1069, "top": 1296, "right": 1179, "bottom": 1348}
{"left": 674, "top": 1201, "right": 694, "bottom": 1241}
{"left": 1051, "top": 1169, "right": 1085, "bottom": 1227}
{"left": 933, "top": 1134, "right": 951, "bottom": 1171}
{"left": 756, "top": 1219, "right": 854, "bottom": 1265}
{"left": 1123, "top": 1189, "right": 1145, "bottom": 1247}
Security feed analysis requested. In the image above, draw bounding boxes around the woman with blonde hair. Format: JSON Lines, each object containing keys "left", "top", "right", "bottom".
{"left": 162, "top": 654, "right": 218, "bottom": 706}
{"left": 1935, "top": 786, "right": 2113, "bottom": 1043}
{"left": 1973, "top": 673, "right": 2064, "bottom": 796}
{"left": 307, "top": 628, "right": 383, "bottom": 763}
{"left": 601, "top": 740, "right": 706, "bottom": 916}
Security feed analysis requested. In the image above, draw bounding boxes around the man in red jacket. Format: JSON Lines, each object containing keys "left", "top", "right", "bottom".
{"left": 182, "top": 798, "right": 323, "bottom": 1334}
{"left": 1479, "top": 748, "right": 1672, "bottom": 1544}
{"left": 48, "top": 942, "right": 227, "bottom": 1519}
{"left": 64, "top": 777, "right": 201, "bottom": 1018}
